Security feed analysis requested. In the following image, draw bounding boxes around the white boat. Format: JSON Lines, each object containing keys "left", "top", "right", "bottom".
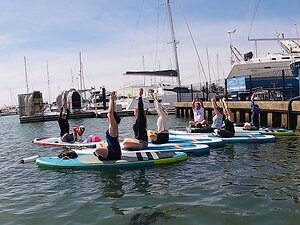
{"left": 86, "top": 87, "right": 108, "bottom": 110}
{"left": 227, "top": 33, "right": 300, "bottom": 99}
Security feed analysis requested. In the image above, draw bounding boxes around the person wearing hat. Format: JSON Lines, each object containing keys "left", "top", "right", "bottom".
{"left": 72, "top": 125, "right": 85, "bottom": 142}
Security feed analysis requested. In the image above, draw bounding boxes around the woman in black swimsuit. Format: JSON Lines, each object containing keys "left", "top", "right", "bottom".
{"left": 122, "top": 88, "right": 148, "bottom": 150}
{"left": 94, "top": 91, "right": 121, "bottom": 160}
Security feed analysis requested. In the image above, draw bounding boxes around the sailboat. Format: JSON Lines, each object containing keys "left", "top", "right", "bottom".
{"left": 119, "top": 0, "right": 190, "bottom": 113}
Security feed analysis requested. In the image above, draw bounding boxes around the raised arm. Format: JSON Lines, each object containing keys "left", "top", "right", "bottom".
{"left": 251, "top": 93, "right": 255, "bottom": 111}
{"left": 192, "top": 98, "right": 196, "bottom": 109}
{"left": 152, "top": 94, "right": 164, "bottom": 116}
{"left": 66, "top": 108, "right": 70, "bottom": 120}
{"left": 221, "top": 97, "right": 234, "bottom": 122}
{"left": 59, "top": 106, "right": 63, "bottom": 118}
{"left": 137, "top": 88, "right": 146, "bottom": 121}
{"left": 211, "top": 97, "right": 220, "bottom": 115}
{"left": 108, "top": 91, "right": 118, "bottom": 137}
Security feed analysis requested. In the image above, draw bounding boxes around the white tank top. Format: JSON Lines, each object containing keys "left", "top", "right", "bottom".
{"left": 193, "top": 108, "right": 204, "bottom": 122}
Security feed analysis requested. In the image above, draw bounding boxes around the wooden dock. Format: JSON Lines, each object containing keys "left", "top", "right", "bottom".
{"left": 174, "top": 101, "right": 300, "bottom": 130}
{"left": 19, "top": 110, "right": 135, "bottom": 123}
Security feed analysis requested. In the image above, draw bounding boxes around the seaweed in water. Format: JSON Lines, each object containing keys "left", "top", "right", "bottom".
{"left": 129, "top": 209, "right": 178, "bottom": 225}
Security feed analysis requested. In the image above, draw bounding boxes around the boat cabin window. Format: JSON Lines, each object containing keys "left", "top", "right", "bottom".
{"left": 271, "top": 58, "right": 276, "bottom": 60}
{"left": 281, "top": 57, "right": 290, "bottom": 60}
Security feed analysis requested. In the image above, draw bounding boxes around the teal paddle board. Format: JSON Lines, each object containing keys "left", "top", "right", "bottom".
{"left": 36, "top": 151, "right": 187, "bottom": 171}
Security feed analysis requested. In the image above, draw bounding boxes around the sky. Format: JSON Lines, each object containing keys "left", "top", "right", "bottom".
{"left": 0, "top": 0, "right": 300, "bottom": 107}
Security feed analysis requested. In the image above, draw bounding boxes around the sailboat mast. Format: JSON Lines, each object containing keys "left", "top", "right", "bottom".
{"left": 166, "top": 0, "right": 181, "bottom": 86}
{"left": 47, "top": 61, "right": 51, "bottom": 104}
{"left": 24, "top": 56, "right": 29, "bottom": 94}
{"left": 79, "top": 52, "right": 83, "bottom": 91}
{"left": 79, "top": 52, "right": 86, "bottom": 99}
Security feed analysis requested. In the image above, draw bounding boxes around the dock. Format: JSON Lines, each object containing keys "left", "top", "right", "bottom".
{"left": 19, "top": 110, "right": 135, "bottom": 123}
{"left": 174, "top": 100, "right": 300, "bottom": 130}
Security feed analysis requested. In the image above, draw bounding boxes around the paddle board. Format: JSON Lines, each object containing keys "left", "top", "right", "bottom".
{"left": 234, "top": 127, "right": 295, "bottom": 136}
{"left": 169, "top": 130, "right": 276, "bottom": 143}
{"left": 168, "top": 135, "right": 224, "bottom": 147}
{"left": 32, "top": 137, "right": 100, "bottom": 148}
{"left": 74, "top": 142, "right": 210, "bottom": 156}
{"left": 36, "top": 151, "right": 187, "bottom": 170}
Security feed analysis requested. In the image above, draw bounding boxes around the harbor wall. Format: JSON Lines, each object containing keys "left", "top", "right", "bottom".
{"left": 174, "top": 101, "right": 300, "bottom": 130}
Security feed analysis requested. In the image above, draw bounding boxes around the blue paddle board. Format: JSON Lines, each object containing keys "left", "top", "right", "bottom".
{"left": 169, "top": 130, "right": 276, "bottom": 143}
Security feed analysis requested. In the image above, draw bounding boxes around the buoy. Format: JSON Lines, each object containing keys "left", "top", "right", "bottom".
{"left": 20, "top": 155, "right": 40, "bottom": 164}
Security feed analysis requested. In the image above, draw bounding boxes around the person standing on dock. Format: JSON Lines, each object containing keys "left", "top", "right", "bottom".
{"left": 147, "top": 93, "right": 169, "bottom": 144}
{"left": 94, "top": 91, "right": 121, "bottom": 160}
{"left": 122, "top": 88, "right": 148, "bottom": 150}
{"left": 213, "top": 97, "right": 235, "bottom": 138}
{"left": 189, "top": 94, "right": 206, "bottom": 128}
{"left": 244, "top": 93, "right": 260, "bottom": 130}
{"left": 250, "top": 93, "right": 260, "bottom": 130}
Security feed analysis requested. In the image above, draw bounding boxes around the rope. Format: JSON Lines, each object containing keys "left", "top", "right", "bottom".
{"left": 248, "top": 0, "right": 261, "bottom": 39}
{"left": 177, "top": 0, "right": 207, "bottom": 83}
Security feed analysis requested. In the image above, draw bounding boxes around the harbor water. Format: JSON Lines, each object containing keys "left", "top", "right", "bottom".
{"left": 1, "top": 115, "right": 300, "bottom": 225}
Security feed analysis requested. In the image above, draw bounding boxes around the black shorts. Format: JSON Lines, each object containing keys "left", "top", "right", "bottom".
{"left": 106, "top": 146, "right": 121, "bottom": 160}
{"left": 218, "top": 129, "right": 235, "bottom": 138}
{"left": 152, "top": 132, "right": 169, "bottom": 144}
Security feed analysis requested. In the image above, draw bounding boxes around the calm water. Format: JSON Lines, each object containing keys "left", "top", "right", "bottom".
{"left": 1, "top": 115, "right": 300, "bottom": 225}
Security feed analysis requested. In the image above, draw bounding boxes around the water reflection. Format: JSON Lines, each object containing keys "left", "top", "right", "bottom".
{"left": 95, "top": 170, "right": 125, "bottom": 199}
{"left": 132, "top": 169, "right": 151, "bottom": 194}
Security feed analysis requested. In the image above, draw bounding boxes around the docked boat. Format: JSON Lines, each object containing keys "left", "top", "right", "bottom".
{"left": 227, "top": 33, "right": 300, "bottom": 100}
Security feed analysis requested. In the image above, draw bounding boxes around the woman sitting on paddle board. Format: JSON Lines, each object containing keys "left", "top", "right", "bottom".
{"left": 94, "top": 91, "right": 121, "bottom": 160}
{"left": 188, "top": 94, "right": 206, "bottom": 128}
{"left": 189, "top": 96, "right": 223, "bottom": 133}
{"left": 147, "top": 93, "right": 169, "bottom": 144}
{"left": 213, "top": 97, "right": 235, "bottom": 138}
{"left": 122, "top": 88, "right": 148, "bottom": 150}
{"left": 58, "top": 105, "right": 74, "bottom": 142}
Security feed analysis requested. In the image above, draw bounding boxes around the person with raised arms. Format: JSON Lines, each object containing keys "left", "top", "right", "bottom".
{"left": 188, "top": 94, "right": 206, "bottom": 128}
{"left": 94, "top": 91, "right": 121, "bottom": 160}
{"left": 213, "top": 97, "right": 235, "bottom": 138}
{"left": 122, "top": 88, "right": 148, "bottom": 150}
{"left": 243, "top": 93, "right": 260, "bottom": 130}
{"left": 58, "top": 104, "right": 74, "bottom": 142}
{"left": 147, "top": 93, "right": 169, "bottom": 144}
{"left": 189, "top": 96, "right": 223, "bottom": 133}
